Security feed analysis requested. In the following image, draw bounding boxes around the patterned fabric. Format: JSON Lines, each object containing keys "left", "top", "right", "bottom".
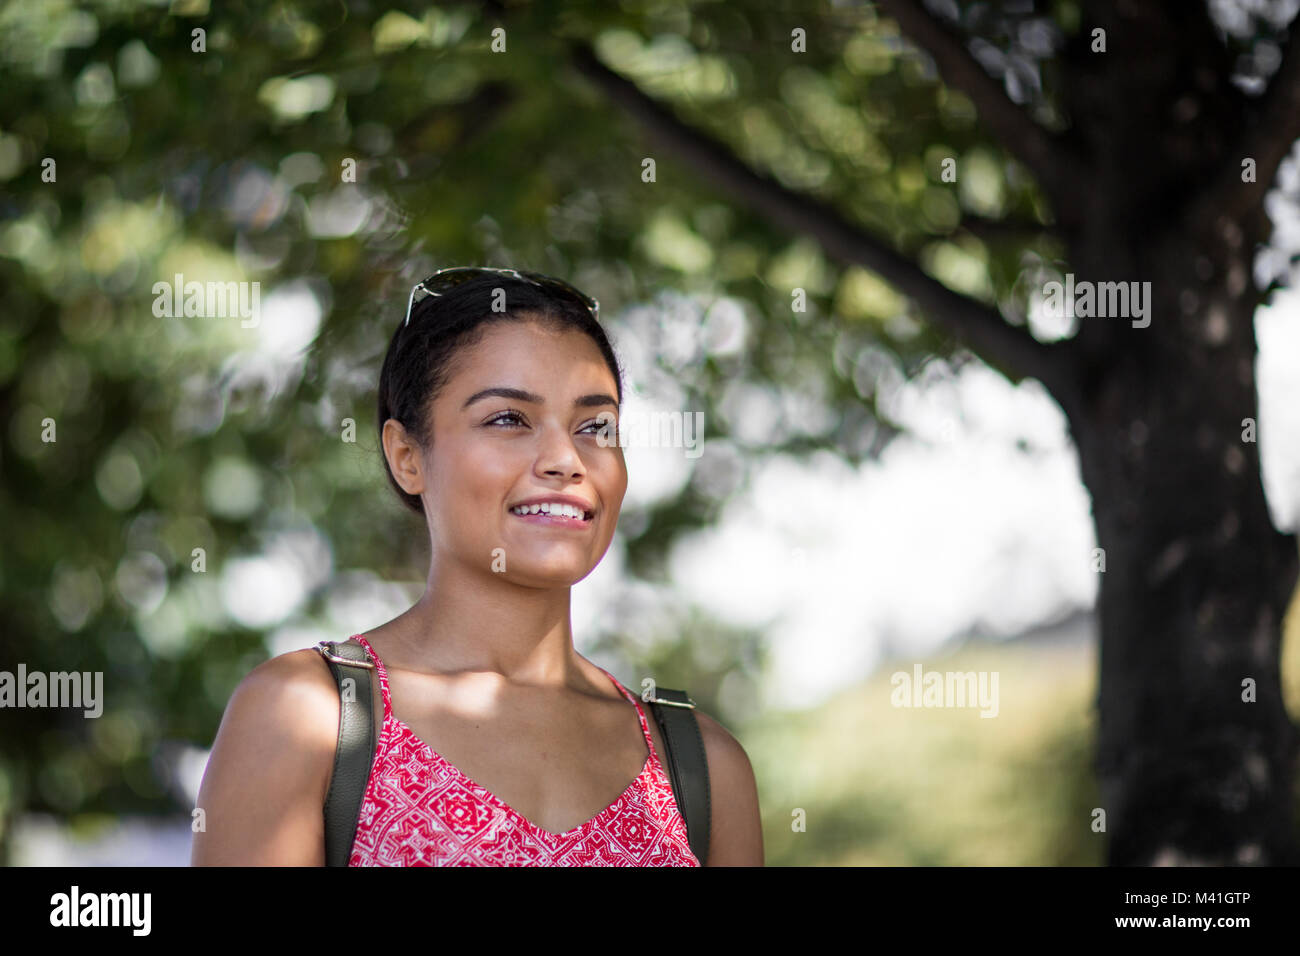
{"left": 346, "top": 634, "right": 700, "bottom": 866}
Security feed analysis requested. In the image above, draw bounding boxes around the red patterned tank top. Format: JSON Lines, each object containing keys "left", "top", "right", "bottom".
{"left": 345, "top": 635, "right": 700, "bottom": 866}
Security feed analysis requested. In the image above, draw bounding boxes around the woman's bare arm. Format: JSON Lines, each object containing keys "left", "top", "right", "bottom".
{"left": 190, "top": 649, "right": 340, "bottom": 866}
{"left": 696, "top": 711, "right": 765, "bottom": 866}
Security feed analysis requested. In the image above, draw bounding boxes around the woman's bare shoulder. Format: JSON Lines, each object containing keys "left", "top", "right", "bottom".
{"left": 232, "top": 645, "right": 344, "bottom": 733}
{"left": 190, "top": 645, "right": 347, "bottom": 865}
{"left": 692, "top": 709, "right": 765, "bottom": 867}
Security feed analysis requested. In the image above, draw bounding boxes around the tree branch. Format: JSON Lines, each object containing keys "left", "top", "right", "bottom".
{"left": 872, "top": 0, "right": 1088, "bottom": 210}
{"left": 1186, "top": 25, "right": 1300, "bottom": 233}
{"left": 952, "top": 211, "right": 1056, "bottom": 245}
{"left": 568, "top": 42, "right": 1074, "bottom": 396}
{"left": 396, "top": 81, "right": 514, "bottom": 152}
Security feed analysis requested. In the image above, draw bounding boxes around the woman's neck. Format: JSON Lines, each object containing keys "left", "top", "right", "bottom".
{"left": 372, "top": 562, "right": 583, "bottom": 686}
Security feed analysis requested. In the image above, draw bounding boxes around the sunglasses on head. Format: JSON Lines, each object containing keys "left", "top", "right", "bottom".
{"left": 403, "top": 267, "right": 600, "bottom": 327}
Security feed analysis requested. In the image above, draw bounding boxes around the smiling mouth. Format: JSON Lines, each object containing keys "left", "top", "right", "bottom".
{"left": 508, "top": 504, "right": 594, "bottom": 525}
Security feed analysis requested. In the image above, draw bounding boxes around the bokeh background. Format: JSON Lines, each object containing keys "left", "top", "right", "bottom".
{"left": 2, "top": 0, "right": 1299, "bottom": 865}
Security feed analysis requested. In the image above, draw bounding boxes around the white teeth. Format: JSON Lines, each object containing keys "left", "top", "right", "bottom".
{"left": 511, "top": 503, "right": 588, "bottom": 519}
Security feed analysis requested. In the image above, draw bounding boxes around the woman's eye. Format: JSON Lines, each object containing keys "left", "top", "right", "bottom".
{"left": 487, "top": 410, "right": 526, "bottom": 427}
{"left": 486, "top": 412, "right": 616, "bottom": 435}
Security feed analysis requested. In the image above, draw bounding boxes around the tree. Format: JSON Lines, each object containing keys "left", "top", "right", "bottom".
{"left": 0, "top": 0, "right": 1295, "bottom": 866}
{"left": 570, "top": 0, "right": 1300, "bottom": 863}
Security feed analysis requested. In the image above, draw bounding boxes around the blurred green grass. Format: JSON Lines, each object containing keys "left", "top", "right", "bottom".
{"left": 748, "top": 639, "right": 1104, "bottom": 866}
{"left": 749, "top": 573, "right": 1300, "bottom": 866}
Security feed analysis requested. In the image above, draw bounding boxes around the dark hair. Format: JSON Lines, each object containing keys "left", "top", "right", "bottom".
{"left": 377, "top": 272, "right": 625, "bottom": 513}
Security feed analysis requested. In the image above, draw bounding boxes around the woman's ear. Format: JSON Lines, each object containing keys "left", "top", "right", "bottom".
{"left": 382, "top": 418, "right": 425, "bottom": 497}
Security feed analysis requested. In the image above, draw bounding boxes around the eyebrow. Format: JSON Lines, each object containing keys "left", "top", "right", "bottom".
{"left": 461, "top": 386, "right": 619, "bottom": 411}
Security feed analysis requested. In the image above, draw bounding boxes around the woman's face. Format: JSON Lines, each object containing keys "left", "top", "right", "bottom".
{"left": 409, "top": 318, "right": 626, "bottom": 588}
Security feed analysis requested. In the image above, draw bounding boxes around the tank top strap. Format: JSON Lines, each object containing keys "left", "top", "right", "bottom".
{"left": 348, "top": 634, "right": 392, "bottom": 721}
{"left": 595, "top": 665, "right": 657, "bottom": 752}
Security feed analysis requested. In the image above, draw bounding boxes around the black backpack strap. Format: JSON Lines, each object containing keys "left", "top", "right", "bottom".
{"left": 316, "top": 640, "right": 377, "bottom": 867}
{"left": 645, "top": 687, "right": 711, "bottom": 866}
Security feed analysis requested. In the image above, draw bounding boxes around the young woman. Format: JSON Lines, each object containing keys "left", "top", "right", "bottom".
{"left": 192, "top": 267, "right": 763, "bottom": 865}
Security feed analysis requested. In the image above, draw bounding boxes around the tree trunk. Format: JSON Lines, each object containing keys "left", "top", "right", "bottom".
{"left": 1066, "top": 219, "right": 1300, "bottom": 864}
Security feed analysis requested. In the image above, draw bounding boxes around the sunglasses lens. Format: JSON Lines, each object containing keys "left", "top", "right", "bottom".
{"left": 425, "top": 269, "right": 488, "bottom": 293}
{"left": 519, "top": 271, "right": 599, "bottom": 317}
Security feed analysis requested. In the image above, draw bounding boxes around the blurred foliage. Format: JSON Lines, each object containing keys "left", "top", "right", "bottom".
{"left": 0, "top": 0, "right": 1155, "bottom": 863}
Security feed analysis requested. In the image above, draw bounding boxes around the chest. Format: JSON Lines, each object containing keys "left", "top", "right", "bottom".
{"left": 371, "top": 670, "right": 668, "bottom": 837}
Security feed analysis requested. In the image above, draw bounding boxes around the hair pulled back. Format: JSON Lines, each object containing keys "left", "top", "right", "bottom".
{"left": 377, "top": 272, "right": 625, "bottom": 513}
